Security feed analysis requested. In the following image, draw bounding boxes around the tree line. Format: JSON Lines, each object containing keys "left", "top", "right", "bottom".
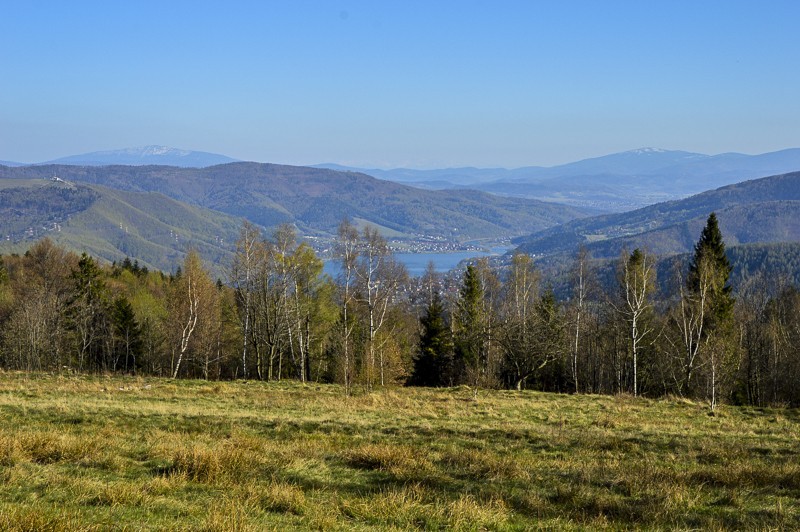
{"left": 0, "top": 214, "right": 798, "bottom": 408}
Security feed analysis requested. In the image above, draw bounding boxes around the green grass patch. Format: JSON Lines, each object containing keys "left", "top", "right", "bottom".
{"left": 0, "top": 372, "right": 798, "bottom": 529}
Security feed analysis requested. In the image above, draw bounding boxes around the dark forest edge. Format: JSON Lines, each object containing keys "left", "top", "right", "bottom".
{"left": 1, "top": 213, "right": 798, "bottom": 409}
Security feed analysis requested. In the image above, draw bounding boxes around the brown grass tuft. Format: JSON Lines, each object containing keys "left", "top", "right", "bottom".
{"left": 345, "top": 442, "right": 435, "bottom": 480}
{"left": 246, "top": 480, "right": 307, "bottom": 515}
{"left": 168, "top": 443, "right": 252, "bottom": 483}
{"left": 14, "top": 431, "right": 101, "bottom": 464}
{"left": 202, "top": 497, "right": 256, "bottom": 532}
{"left": 0, "top": 504, "right": 89, "bottom": 532}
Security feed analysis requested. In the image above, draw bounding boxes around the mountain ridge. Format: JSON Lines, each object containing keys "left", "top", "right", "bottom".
{"left": 40, "top": 145, "right": 239, "bottom": 168}
{"left": 321, "top": 148, "right": 800, "bottom": 211}
{"left": 0, "top": 162, "right": 589, "bottom": 244}
{"left": 514, "top": 170, "right": 800, "bottom": 260}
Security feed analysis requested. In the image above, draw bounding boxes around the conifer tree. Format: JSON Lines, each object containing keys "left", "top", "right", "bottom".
{"left": 410, "top": 292, "right": 453, "bottom": 386}
{"left": 688, "top": 212, "right": 734, "bottom": 328}
{"left": 454, "top": 264, "right": 485, "bottom": 386}
{"left": 683, "top": 213, "right": 736, "bottom": 409}
{"left": 68, "top": 253, "right": 110, "bottom": 371}
{"left": 112, "top": 296, "right": 143, "bottom": 373}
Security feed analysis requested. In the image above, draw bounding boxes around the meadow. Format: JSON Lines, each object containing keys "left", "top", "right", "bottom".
{"left": 0, "top": 372, "right": 798, "bottom": 530}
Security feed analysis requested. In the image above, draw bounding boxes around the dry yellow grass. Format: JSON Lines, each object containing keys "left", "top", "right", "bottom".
{"left": 0, "top": 371, "right": 798, "bottom": 529}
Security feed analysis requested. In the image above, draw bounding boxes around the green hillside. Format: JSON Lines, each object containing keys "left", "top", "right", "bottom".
{"left": 0, "top": 178, "right": 243, "bottom": 273}
{"left": 0, "top": 163, "right": 588, "bottom": 241}
{"left": 516, "top": 171, "right": 800, "bottom": 259}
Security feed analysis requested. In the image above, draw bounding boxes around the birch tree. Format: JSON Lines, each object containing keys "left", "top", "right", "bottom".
{"left": 618, "top": 248, "right": 655, "bottom": 396}
{"left": 356, "top": 227, "right": 407, "bottom": 389}
{"left": 673, "top": 213, "right": 735, "bottom": 409}
{"left": 336, "top": 219, "right": 359, "bottom": 395}
{"left": 229, "top": 221, "right": 261, "bottom": 379}
{"left": 499, "top": 253, "right": 547, "bottom": 390}
{"left": 170, "top": 251, "right": 214, "bottom": 379}
{"left": 569, "top": 246, "right": 592, "bottom": 393}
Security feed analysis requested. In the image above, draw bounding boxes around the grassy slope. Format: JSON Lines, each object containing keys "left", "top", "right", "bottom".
{"left": 0, "top": 179, "right": 243, "bottom": 273}
{"left": 57, "top": 185, "right": 243, "bottom": 272}
{"left": 0, "top": 373, "right": 798, "bottom": 530}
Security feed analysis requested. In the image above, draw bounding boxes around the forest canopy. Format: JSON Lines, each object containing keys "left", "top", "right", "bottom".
{"left": 1, "top": 214, "right": 799, "bottom": 408}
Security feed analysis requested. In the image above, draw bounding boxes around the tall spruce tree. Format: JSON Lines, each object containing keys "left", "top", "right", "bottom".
{"left": 112, "top": 296, "right": 143, "bottom": 373}
{"left": 410, "top": 292, "right": 453, "bottom": 386}
{"left": 688, "top": 212, "right": 734, "bottom": 328}
{"left": 68, "top": 253, "right": 110, "bottom": 371}
{"left": 454, "top": 264, "right": 485, "bottom": 386}
{"left": 685, "top": 212, "right": 736, "bottom": 409}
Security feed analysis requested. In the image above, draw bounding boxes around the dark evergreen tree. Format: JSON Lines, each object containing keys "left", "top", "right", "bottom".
{"left": 112, "top": 296, "right": 143, "bottom": 373}
{"left": 68, "top": 253, "right": 111, "bottom": 371}
{"left": 409, "top": 292, "right": 453, "bottom": 386}
{"left": 453, "top": 264, "right": 485, "bottom": 385}
{"left": 532, "top": 288, "right": 568, "bottom": 391}
{"left": 685, "top": 213, "right": 737, "bottom": 409}
{"left": 688, "top": 212, "right": 734, "bottom": 328}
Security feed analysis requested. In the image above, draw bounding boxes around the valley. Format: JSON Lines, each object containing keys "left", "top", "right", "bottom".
{"left": 515, "top": 170, "right": 800, "bottom": 261}
{"left": 329, "top": 147, "right": 800, "bottom": 212}
{"left": 0, "top": 161, "right": 585, "bottom": 272}
{"left": 3, "top": 149, "right": 800, "bottom": 281}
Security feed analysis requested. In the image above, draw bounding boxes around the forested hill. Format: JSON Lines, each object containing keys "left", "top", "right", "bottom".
{"left": 0, "top": 163, "right": 588, "bottom": 241}
{"left": 515, "top": 171, "right": 800, "bottom": 259}
{"left": 0, "top": 178, "right": 243, "bottom": 272}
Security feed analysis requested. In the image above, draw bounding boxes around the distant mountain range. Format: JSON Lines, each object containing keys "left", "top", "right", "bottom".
{"left": 3, "top": 147, "right": 800, "bottom": 275}
{"left": 3, "top": 146, "right": 239, "bottom": 168}
{"left": 0, "top": 163, "right": 589, "bottom": 269}
{"left": 514, "top": 170, "right": 800, "bottom": 262}
{"left": 7, "top": 145, "right": 800, "bottom": 212}
{"left": 319, "top": 148, "right": 800, "bottom": 212}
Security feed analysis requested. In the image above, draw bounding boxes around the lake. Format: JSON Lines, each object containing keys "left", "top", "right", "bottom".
{"left": 323, "top": 247, "right": 512, "bottom": 277}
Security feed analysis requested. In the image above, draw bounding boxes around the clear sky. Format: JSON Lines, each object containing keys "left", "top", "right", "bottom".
{"left": 2, "top": 1, "right": 798, "bottom": 168}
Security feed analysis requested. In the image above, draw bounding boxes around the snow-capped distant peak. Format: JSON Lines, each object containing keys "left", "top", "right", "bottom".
{"left": 627, "top": 147, "right": 668, "bottom": 155}
{"left": 43, "top": 146, "right": 239, "bottom": 167}
{"left": 137, "top": 145, "right": 191, "bottom": 157}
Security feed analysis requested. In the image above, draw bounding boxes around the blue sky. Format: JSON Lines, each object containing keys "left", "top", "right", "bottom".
{"left": 2, "top": 1, "right": 798, "bottom": 168}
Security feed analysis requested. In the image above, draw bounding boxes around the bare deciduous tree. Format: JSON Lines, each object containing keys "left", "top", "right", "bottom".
{"left": 618, "top": 248, "right": 655, "bottom": 396}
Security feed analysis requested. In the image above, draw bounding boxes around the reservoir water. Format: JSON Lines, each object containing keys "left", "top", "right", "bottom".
{"left": 323, "top": 247, "right": 511, "bottom": 277}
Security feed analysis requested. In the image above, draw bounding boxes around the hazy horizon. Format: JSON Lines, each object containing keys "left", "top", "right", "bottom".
{"left": 5, "top": 144, "right": 800, "bottom": 172}
{"left": 3, "top": 1, "right": 798, "bottom": 168}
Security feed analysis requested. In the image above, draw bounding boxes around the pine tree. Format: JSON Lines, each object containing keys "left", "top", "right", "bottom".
{"left": 68, "top": 253, "right": 110, "bottom": 371}
{"left": 454, "top": 264, "right": 485, "bottom": 385}
{"left": 410, "top": 292, "right": 453, "bottom": 386}
{"left": 685, "top": 212, "right": 736, "bottom": 410}
{"left": 112, "top": 296, "right": 143, "bottom": 373}
{"left": 688, "top": 212, "right": 734, "bottom": 328}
